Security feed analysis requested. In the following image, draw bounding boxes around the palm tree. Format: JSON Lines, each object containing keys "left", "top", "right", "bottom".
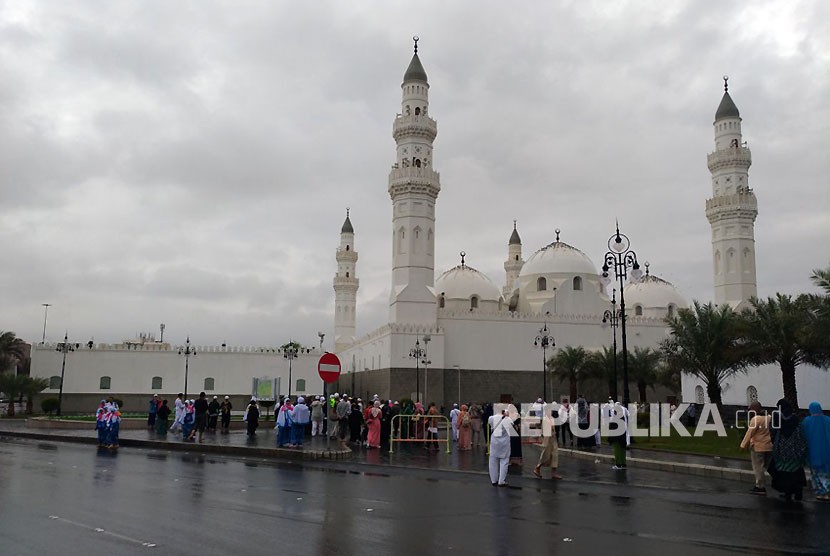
{"left": 627, "top": 347, "right": 662, "bottom": 404}
{"left": 548, "top": 346, "right": 590, "bottom": 403}
{"left": 22, "top": 377, "right": 50, "bottom": 415}
{"left": 808, "top": 265, "right": 830, "bottom": 362}
{"left": 741, "top": 293, "right": 828, "bottom": 410}
{"left": 585, "top": 346, "right": 617, "bottom": 399}
{"left": 0, "top": 331, "right": 27, "bottom": 372}
{"left": 660, "top": 301, "right": 747, "bottom": 408}
{"left": 0, "top": 373, "right": 28, "bottom": 417}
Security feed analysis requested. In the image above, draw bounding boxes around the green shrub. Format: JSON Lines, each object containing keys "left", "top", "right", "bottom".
{"left": 41, "top": 398, "right": 60, "bottom": 415}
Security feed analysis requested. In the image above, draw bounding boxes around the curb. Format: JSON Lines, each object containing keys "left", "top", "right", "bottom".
{"left": 0, "top": 430, "right": 352, "bottom": 461}
{"left": 558, "top": 447, "right": 754, "bottom": 483}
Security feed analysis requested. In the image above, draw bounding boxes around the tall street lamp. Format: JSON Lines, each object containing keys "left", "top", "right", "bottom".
{"left": 422, "top": 335, "right": 432, "bottom": 403}
{"left": 534, "top": 314, "right": 555, "bottom": 402}
{"left": 409, "top": 339, "right": 426, "bottom": 403}
{"left": 41, "top": 303, "right": 52, "bottom": 344}
{"left": 284, "top": 341, "right": 298, "bottom": 398}
{"left": 178, "top": 336, "right": 196, "bottom": 399}
{"left": 55, "top": 332, "right": 78, "bottom": 416}
{"left": 600, "top": 224, "right": 643, "bottom": 406}
{"left": 601, "top": 288, "right": 621, "bottom": 401}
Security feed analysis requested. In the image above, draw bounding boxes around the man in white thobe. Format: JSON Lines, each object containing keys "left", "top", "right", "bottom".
{"left": 170, "top": 393, "right": 185, "bottom": 432}
{"left": 488, "top": 410, "right": 513, "bottom": 486}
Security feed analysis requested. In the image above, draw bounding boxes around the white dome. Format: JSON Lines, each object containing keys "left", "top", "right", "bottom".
{"left": 520, "top": 240, "right": 598, "bottom": 278}
{"left": 436, "top": 264, "right": 502, "bottom": 302}
{"left": 624, "top": 273, "right": 688, "bottom": 309}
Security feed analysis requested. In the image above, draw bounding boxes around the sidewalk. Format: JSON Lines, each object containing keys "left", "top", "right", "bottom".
{"left": 0, "top": 419, "right": 755, "bottom": 484}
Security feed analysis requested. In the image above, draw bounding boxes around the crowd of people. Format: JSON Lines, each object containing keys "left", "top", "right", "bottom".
{"left": 95, "top": 398, "right": 121, "bottom": 449}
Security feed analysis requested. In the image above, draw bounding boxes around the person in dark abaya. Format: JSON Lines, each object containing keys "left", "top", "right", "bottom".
{"left": 348, "top": 402, "right": 364, "bottom": 444}
{"left": 768, "top": 398, "right": 807, "bottom": 502}
{"left": 246, "top": 399, "right": 260, "bottom": 437}
{"left": 380, "top": 401, "right": 392, "bottom": 448}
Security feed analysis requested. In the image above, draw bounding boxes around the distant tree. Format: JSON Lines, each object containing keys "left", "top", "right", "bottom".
{"left": 0, "top": 331, "right": 27, "bottom": 372}
{"left": 741, "top": 293, "right": 829, "bottom": 410}
{"left": 585, "top": 347, "right": 618, "bottom": 400}
{"left": 0, "top": 374, "right": 29, "bottom": 417}
{"left": 627, "top": 347, "right": 662, "bottom": 404}
{"left": 548, "top": 346, "right": 591, "bottom": 403}
{"left": 22, "top": 377, "right": 50, "bottom": 415}
{"left": 661, "top": 301, "right": 747, "bottom": 408}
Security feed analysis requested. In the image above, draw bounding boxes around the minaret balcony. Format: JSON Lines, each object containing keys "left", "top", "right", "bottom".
{"left": 333, "top": 276, "right": 359, "bottom": 288}
{"left": 393, "top": 114, "right": 437, "bottom": 141}
{"left": 707, "top": 147, "right": 751, "bottom": 171}
{"left": 336, "top": 249, "right": 358, "bottom": 262}
{"left": 388, "top": 167, "right": 441, "bottom": 198}
{"left": 705, "top": 191, "right": 758, "bottom": 222}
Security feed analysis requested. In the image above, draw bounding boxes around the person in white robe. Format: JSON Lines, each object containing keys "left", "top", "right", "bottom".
{"left": 488, "top": 410, "right": 513, "bottom": 486}
{"left": 449, "top": 404, "right": 461, "bottom": 441}
{"left": 169, "top": 393, "right": 185, "bottom": 432}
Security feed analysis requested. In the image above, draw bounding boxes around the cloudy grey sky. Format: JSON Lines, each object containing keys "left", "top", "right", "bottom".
{"left": 1, "top": 1, "right": 827, "bottom": 349}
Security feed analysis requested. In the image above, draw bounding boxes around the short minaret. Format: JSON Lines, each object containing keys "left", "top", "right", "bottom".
{"left": 388, "top": 37, "right": 441, "bottom": 325}
{"left": 503, "top": 220, "right": 524, "bottom": 298}
{"left": 334, "top": 209, "right": 359, "bottom": 352}
{"left": 705, "top": 77, "right": 758, "bottom": 309}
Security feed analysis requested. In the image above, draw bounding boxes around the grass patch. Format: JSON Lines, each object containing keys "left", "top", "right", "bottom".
{"left": 630, "top": 427, "right": 748, "bottom": 459}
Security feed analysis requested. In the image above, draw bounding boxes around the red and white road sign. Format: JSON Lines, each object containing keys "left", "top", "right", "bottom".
{"left": 318, "top": 352, "right": 341, "bottom": 384}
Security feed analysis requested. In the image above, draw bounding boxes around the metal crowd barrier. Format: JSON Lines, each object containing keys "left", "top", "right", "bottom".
{"left": 389, "top": 414, "right": 451, "bottom": 453}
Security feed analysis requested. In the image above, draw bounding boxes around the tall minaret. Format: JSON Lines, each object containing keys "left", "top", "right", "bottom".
{"left": 388, "top": 37, "right": 441, "bottom": 325}
{"left": 503, "top": 220, "right": 524, "bottom": 298}
{"left": 705, "top": 77, "right": 758, "bottom": 309}
{"left": 334, "top": 209, "right": 359, "bottom": 352}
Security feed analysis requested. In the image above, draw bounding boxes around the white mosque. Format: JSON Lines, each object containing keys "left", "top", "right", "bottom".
{"left": 28, "top": 41, "right": 829, "bottom": 412}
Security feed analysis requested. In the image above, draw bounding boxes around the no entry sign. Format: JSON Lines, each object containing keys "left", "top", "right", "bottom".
{"left": 318, "top": 352, "right": 341, "bottom": 384}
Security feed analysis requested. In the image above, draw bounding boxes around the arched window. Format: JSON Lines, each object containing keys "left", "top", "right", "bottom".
{"left": 515, "top": 255, "right": 519, "bottom": 261}
{"left": 439, "top": 293, "right": 445, "bottom": 308}
{"left": 695, "top": 385, "right": 705, "bottom": 404}
{"left": 667, "top": 304, "right": 676, "bottom": 318}
{"left": 152, "top": 376, "right": 163, "bottom": 390}
{"left": 296, "top": 379, "right": 306, "bottom": 392}
{"left": 346, "top": 272, "right": 349, "bottom": 277}
{"left": 537, "top": 277, "right": 547, "bottom": 291}
{"left": 204, "top": 377, "right": 215, "bottom": 391}
{"left": 470, "top": 296, "right": 479, "bottom": 310}
{"left": 746, "top": 385, "right": 758, "bottom": 405}
{"left": 345, "top": 245, "right": 350, "bottom": 251}
{"left": 49, "top": 376, "right": 61, "bottom": 389}
{"left": 415, "top": 107, "right": 421, "bottom": 115}
{"left": 398, "top": 228, "right": 406, "bottom": 254}
{"left": 573, "top": 276, "right": 583, "bottom": 291}
{"left": 634, "top": 305, "right": 643, "bottom": 316}
{"left": 99, "top": 376, "right": 111, "bottom": 390}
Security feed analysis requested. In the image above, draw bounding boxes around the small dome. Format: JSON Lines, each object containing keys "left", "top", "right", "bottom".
{"left": 341, "top": 214, "right": 354, "bottom": 234}
{"left": 715, "top": 91, "right": 740, "bottom": 120}
{"left": 436, "top": 264, "right": 502, "bottom": 302}
{"left": 520, "top": 240, "right": 597, "bottom": 278}
{"left": 624, "top": 272, "right": 687, "bottom": 310}
{"left": 403, "top": 53, "right": 428, "bottom": 84}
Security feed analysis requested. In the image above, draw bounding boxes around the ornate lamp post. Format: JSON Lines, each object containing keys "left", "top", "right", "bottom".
{"left": 409, "top": 339, "right": 426, "bottom": 403}
{"left": 284, "top": 341, "right": 298, "bottom": 398}
{"left": 55, "top": 333, "right": 78, "bottom": 416}
{"left": 533, "top": 315, "right": 555, "bottom": 402}
{"left": 178, "top": 336, "right": 196, "bottom": 399}
{"left": 601, "top": 288, "right": 621, "bottom": 401}
{"left": 422, "top": 335, "right": 432, "bottom": 403}
{"left": 600, "top": 224, "right": 643, "bottom": 406}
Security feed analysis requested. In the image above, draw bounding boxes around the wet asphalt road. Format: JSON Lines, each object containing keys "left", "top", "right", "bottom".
{"left": 1, "top": 437, "right": 828, "bottom": 555}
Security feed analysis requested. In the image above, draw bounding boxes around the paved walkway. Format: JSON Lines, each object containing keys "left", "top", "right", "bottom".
{"left": 0, "top": 418, "right": 755, "bottom": 485}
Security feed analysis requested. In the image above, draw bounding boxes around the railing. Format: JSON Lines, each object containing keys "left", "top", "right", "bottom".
{"left": 389, "top": 414, "right": 451, "bottom": 453}
{"left": 707, "top": 147, "right": 751, "bottom": 169}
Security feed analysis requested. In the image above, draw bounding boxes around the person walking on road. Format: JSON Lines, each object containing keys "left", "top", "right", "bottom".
{"left": 457, "top": 404, "right": 472, "bottom": 451}
{"left": 365, "top": 401, "right": 382, "bottom": 448}
{"left": 170, "top": 393, "right": 185, "bottom": 433}
{"left": 245, "top": 398, "right": 260, "bottom": 437}
{"left": 450, "top": 403, "right": 460, "bottom": 442}
{"left": 801, "top": 401, "right": 830, "bottom": 502}
{"left": 328, "top": 394, "right": 341, "bottom": 440}
{"left": 156, "top": 399, "right": 171, "bottom": 435}
{"left": 488, "top": 409, "right": 513, "bottom": 486}
{"left": 207, "top": 396, "right": 220, "bottom": 433}
{"left": 220, "top": 396, "right": 233, "bottom": 433}
{"left": 147, "top": 394, "right": 161, "bottom": 429}
{"left": 181, "top": 400, "right": 196, "bottom": 441}
{"left": 194, "top": 392, "right": 209, "bottom": 443}
{"left": 469, "top": 402, "right": 483, "bottom": 447}
{"left": 740, "top": 400, "right": 772, "bottom": 495}
{"left": 534, "top": 411, "right": 562, "bottom": 480}
{"left": 336, "top": 395, "right": 351, "bottom": 442}
{"left": 768, "top": 399, "right": 807, "bottom": 502}
{"left": 609, "top": 401, "right": 630, "bottom": 470}
{"left": 276, "top": 397, "right": 294, "bottom": 448}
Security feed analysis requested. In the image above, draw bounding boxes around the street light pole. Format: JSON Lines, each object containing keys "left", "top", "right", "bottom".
{"left": 600, "top": 223, "right": 643, "bottom": 406}
{"left": 602, "top": 289, "right": 621, "bottom": 401}
{"left": 41, "top": 303, "right": 52, "bottom": 344}
{"left": 55, "top": 332, "right": 77, "bottom": 416}
{"left": 178, "top": 337, "right": 196, "bottom": 399}
{"left": 422, "top": 335, "right": 431, "bottom": 404}
{"left": 534, "top": 314, "right": 555, "bottom": 402}
{"left": 409, "top": 339, "right": 425, "bottom": 403}
{"left": 284, "top": 341, "right": 298, "bottom": 399}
